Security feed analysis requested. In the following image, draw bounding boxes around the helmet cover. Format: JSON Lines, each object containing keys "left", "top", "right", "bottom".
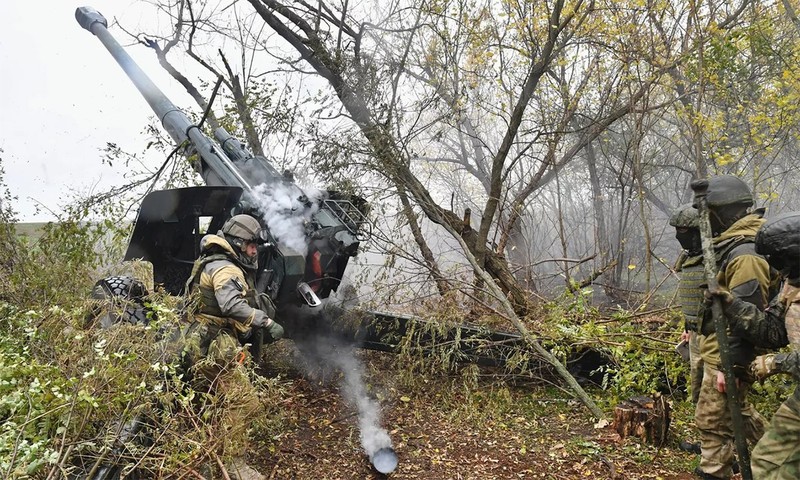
{"left": 669, "top": 203, "right": 700, "bottom": 228}
{"left": 705, "top": 175, "right": 753, "bottom": 208}
{"left": 221, "top": 214, "right": 262, "bottom": 243}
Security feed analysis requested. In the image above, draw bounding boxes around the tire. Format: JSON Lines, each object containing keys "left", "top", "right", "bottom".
{"left": 89, "top": 276, "right": 151, "bottom": 326}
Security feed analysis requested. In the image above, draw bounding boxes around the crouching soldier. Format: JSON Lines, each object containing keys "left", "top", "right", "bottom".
{"left": 184, "top": 214, "right": 284, "bottom": 480}
{"left": 709, "top": 211, "right": 800, "bottom": 479}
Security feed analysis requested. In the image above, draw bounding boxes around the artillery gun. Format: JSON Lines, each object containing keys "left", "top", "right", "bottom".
{"left": 75, "top": 7, "right": 378, "bottom": 344}
{"left": 75, "top": 6, "right": 534, "bottom": 364}
{"left": 74, "top": 7, "right": 608, "bottom": 477}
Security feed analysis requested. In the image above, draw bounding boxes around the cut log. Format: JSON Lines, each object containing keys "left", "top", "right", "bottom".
{"left": 612, "top": 395, "right": 670, "bottom": 446}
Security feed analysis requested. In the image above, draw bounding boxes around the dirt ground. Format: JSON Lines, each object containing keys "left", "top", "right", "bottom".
{"left": 248, "top": 347, "right": 704, "bottom": 480}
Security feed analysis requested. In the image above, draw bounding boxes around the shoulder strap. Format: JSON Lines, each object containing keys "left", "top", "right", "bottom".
{"left": 715, "top": 235, "right": 754, "bottom": 267}
{"left": 184, "top": 253, "right": 232, "bottom": 293}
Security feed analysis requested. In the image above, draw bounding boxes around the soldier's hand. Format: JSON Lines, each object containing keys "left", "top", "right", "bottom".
{"left": 704, "top": 284, "right": 734, "bottom": 306}
{"left": 749, "top": 354, "right": 780, "bottom": 382}
{"left": 265, "top": 320, "right": 284, "bottom": 342}
{"left": 715, "top": 370, "right": 740, "bottom": 393}
{"left": 716, "top": 370, "right": 725, "bottom": 393}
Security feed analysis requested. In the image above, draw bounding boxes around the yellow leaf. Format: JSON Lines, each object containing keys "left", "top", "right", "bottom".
{"left": 400, "top": 396, "right": 411, "bottom": 403}
{"left": 627, "top": 264, "right": 636, "bottom": 270}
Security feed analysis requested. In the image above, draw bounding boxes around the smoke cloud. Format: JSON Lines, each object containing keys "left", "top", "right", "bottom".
{"left": 248, "top": 182, "right": 324, "bottom": 257}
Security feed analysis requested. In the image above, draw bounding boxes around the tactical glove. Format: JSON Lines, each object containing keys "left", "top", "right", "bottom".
{"left": 704, "top": 285, "right": 734, "bottom": 306}
{"left": 265, "top": 321, "right": 284, "bottom": 342}
{"left": 251, "top": 311, "right": 284, "bottom": 342}
{"left": 749, "top": 354, "right": 782, "bottom": 382}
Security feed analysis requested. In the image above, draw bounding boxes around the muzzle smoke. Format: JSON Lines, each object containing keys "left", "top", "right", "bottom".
{"left": 249, "top": 182, "right": 323, "bottom": 257}
{"left": 332, "top": 344, "right": 393, "bottom": 459}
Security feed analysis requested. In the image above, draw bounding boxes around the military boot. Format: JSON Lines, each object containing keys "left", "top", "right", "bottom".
{"left": 693, "top": 466, "right": 728, "bottom": 480}
{"left": 679, "top": 440, "right": 701, "bottom": 455}
{"left": 225, "top": 457, "right": 266, "bottom": 480}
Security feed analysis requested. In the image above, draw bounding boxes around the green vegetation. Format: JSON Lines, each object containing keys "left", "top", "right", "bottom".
{"left": 0, "top": 170, "right": 792, "bottom": 479}
{"left": 0, "top": 171, "right": 287, "bottom": 478}
{"left": 13, "top": 223, "right": 46, "bottom": 242}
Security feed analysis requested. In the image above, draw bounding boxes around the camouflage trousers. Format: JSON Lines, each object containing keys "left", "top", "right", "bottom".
{"left": 689, "top": 331, "right": 704, "bottom": 405}
{"left": 695, "top": 364, "right": 766, "bottom": 479}
{"left": 188, "top": 325, "right": 261, "bottom": 456}
{"left": 750, "top": 390, "right": 800, "bottom": 479}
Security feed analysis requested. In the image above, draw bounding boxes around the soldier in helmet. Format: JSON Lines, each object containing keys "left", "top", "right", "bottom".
{"left": 670, "top": 203, "right": 705, "bottom": 406}
{"left": 670, "top": 203, "right": 705, "bottom": 455}
{"left": 707, "top": 211, "right": 800, "bottom": 479}
{"left": 693, "top": 175, "right": 780, "bottom": 479}
{"left": 185, "top": 213, "right": 284, "bottom": 480}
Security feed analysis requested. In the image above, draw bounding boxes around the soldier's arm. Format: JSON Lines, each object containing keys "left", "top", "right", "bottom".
{"left": 721, "top": 295, "right": 789, "bottom": 350}
{"left": 210, "top": 264, "right": 268, "bottom": 329}
{"left": 725, "top": 254, "right": 773, "bottom": 309}
{"left": 773, "top": 351, "right": 800, "bottom": 380}
{"left": 722, "top": 253, "right": 777, "bottom": 369}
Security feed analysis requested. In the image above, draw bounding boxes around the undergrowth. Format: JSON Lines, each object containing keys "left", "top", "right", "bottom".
{"left": 0, "top": 163, "right": 793, "bottom": 478}
{"left": 0, "top": 172, "right": 287, "bottom": 478}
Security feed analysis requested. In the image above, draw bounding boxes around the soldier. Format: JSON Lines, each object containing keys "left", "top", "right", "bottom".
{"left": 708, "top": 211, "right": 800, "bottom": 479}
{"left": 669, "top": 203, "right": 705, "bottom": 454}
{"left": 185, "top": 214, "right": 284, "bottom": 480}
{"left": 670, "top": 203, "right": 705, "bottom": 404}
{"left": 693, "top": 175, "right": 780, "bottom": 480}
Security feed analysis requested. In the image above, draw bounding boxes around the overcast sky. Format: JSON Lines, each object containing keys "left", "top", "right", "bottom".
{"left": 1, "top": 1, "right": 199, "bottom": 222}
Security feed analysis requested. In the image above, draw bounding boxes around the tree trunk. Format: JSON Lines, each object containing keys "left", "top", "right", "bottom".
{"left": 398, "top": 187, "right": 452, "bottom": 297}
{"left": 613, "top": 395, "right": 670, "bottom": 447}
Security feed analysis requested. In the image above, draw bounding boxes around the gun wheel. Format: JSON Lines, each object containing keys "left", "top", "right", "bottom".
{"left": 89, "top": 276, "right": 151, "bottom": 325}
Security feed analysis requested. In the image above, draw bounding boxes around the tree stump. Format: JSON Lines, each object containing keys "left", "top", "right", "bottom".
{"left": 612, "top": 395, "right": 670, "bottom": 446}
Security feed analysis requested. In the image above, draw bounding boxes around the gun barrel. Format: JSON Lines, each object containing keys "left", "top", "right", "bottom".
{"left": 75, "top": 6, "right": 251, "bottom": 190}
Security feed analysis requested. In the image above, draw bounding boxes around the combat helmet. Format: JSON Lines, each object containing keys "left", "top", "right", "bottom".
{"left": 705, "top": 175, "right": 753, "bottom": 208}
{"left": 220, "top": 214, "right": 265, "bottom": 267}
{"left": 670, "top": 203, "right": 702, "bottom": 255}
{"left": 669, "top": 203, "right": 699, "bottom": 229}
{"left": 700, "top": 175, "right": 754, "bottom": 235}
{"left": 755, "top": 211, "right": 800, "bottom": 280}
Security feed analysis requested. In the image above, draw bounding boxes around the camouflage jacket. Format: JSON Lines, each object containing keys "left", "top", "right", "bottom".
{"left": 723, "top": 284, "right": 792, "bottom": 351}
{"left": 185, "top": 234, "right": 271, "bottom": 335}
{"left": 724, "top": 283, "right": 800, "bottom": 398}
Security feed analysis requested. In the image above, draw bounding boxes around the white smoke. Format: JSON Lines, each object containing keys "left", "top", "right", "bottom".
{"left": 294, "top": 332, "right": 392, "bottom": 458}
{"left": 330, "top": 347, "right": 392, "bottom": 457}
{"left": 249, "top": 182, "right": 324, "bottom": 257}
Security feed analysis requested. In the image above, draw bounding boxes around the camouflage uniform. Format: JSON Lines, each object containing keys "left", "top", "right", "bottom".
{"left": 185, "top": 232, "right": 277, "bottom": 468}
{"left": 695, "top": 213, "right": 779, "bottom": 479}
{"left": 722, "top": 284, "right": 798, "bottom": 479}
